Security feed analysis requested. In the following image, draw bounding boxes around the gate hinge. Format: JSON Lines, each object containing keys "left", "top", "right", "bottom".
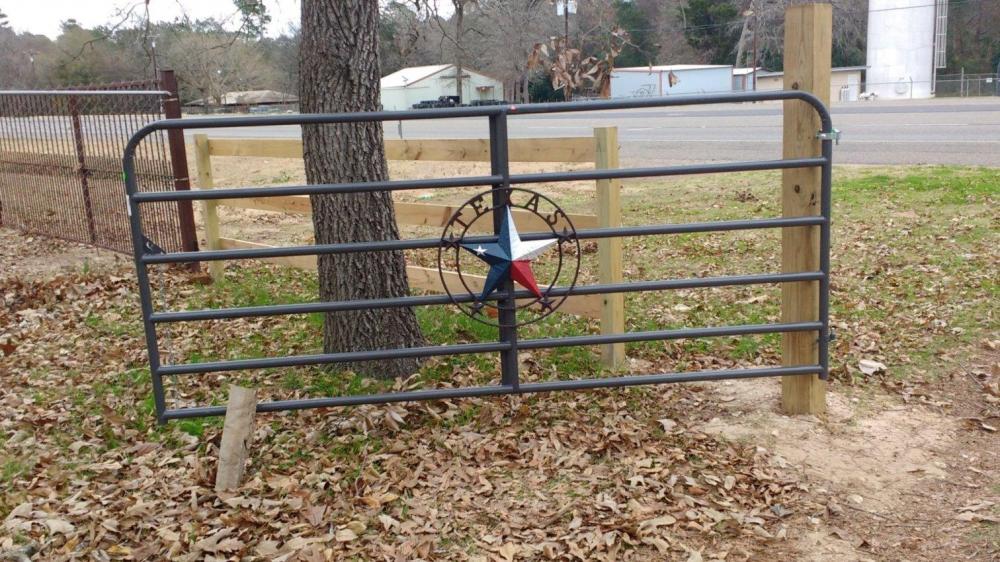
{"left": 816, "top": 128, "right": 841, "bottom": 145}
{"left": 142, "top": 235, "right": 166, "bottom": 255}
{"left": 825, "top": 328, "right": 837, "bottom": 342}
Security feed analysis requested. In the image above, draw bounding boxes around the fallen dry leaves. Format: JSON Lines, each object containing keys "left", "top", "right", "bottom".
{"left": 2, "top": 256, "right": 814, "bottom": 560}
{"left": 2, "top": 166, "right": 997, "bottom": 560}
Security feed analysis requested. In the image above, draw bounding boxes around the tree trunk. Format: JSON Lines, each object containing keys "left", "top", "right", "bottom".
{"left": 734, "top": 14, "right": 750, "bottom": 69}
{"left": 299, "top": 0, "right": 425, "bottom": 379}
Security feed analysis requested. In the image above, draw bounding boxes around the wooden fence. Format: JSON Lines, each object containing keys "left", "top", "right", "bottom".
{"left": 193, "top": 128, "right": 626, "bottom": 367}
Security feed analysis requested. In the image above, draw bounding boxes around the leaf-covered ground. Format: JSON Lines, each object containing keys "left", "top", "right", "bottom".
{"left": 1, "top": 165, "right": 997, "bottom": 561}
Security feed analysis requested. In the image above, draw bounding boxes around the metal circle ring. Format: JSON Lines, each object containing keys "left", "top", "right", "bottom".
{"left": 436, "top": 187, "right": 581, "bottom": 328}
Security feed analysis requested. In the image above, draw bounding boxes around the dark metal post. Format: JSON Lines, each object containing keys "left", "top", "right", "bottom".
{"left": 488, "top": 112, "right": 519, "bottom": 390}
{"left": 68, "top": 95, "right": 97, "bottom": 243}
{"left": 122, "top": 143, "right": 167, "bottom": 424}
{"left": 158, "top": 70, "right": 200, "bottom": 265}
{"left": 818, "top": 137, "right": 833, "bottom": 379}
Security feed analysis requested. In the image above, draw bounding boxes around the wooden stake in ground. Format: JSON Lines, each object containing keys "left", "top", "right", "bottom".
{"left": 781, "top": 3, "right": 831, "bottom": 415}
{"left": 215, "top": 385, "right": 257, "bottom": 492}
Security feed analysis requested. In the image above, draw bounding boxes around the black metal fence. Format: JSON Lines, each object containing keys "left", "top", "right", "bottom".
{"left": 124, "top": 90, "right": 834, "bottom": 424}
{"left": 0, "top": 72, "right": 197, "bottom": 254}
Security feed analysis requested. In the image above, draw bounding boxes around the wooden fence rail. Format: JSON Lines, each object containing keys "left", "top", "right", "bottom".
{"left": 193, "top": 129, "right": 625, "bottom": 367}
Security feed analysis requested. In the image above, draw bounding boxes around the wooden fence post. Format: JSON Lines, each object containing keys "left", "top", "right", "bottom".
{"left": 781, "top": 3, "right": 831, "bottom": 415}
{"left": 159, "top": 69, "right": 200, "bottom": 263}
{"left": 193, "top": 134, "right": 223, "bottom": 281}
{"left": 594, "top": 127, "right": 625, "bottom": 369}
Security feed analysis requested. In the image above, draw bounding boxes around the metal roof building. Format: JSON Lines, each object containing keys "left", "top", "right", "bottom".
{"left": 184, "top": 90, "right": 298, "bottom": 107}
{"left": 610, "top": 64, "right": 734, "bottom": 98}
{"left": 380, "top": 64, "right": 503, "bottom": 110}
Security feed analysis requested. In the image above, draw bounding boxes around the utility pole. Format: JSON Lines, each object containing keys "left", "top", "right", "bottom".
{"left": 27, "top": 52, "right": 36, "bottom": 87}
{"left": 558, "top": 1, "right": 575, "bottom": 47}
{"left": 150, "top": 36, "right": 160, "bottom": 79}
{"left": 751, "top": 0, "right": 758, "bottom": 90}
{"left": 564, "top": 2, "right": 569, "bottom": 47}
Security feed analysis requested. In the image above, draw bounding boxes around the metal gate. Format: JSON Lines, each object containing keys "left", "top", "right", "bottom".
{"left": 124, "top": 90, "right": 834, "bottom": 424}
{"left": 0, "top": 73, "right": 197, "bottom": 254}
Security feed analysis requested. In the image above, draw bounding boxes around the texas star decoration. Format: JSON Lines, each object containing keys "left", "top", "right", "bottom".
{"left": 460, "top": 206, "right": 558, "bottom": 313}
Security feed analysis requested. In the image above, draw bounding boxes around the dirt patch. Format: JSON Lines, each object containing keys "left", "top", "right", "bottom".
{"left": 0, "top": 227, "right": 126, "bottom": 281}
{"left": 698, "top": 369, "right": 999, "bottom": 561}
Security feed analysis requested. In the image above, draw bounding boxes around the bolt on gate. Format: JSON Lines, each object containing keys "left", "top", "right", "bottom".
{"left": 124, "top": 90, "right": 834, "bottom": 424}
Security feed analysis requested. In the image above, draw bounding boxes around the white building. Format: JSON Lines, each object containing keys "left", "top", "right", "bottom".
{"left": 380, "top": 64, "right": 504, "bottom": 110}
{"left": 732, "top": 67, "right": 761, "bottom": 92}
{"left": 755, "top": 67, "right": 867, "bottom": 102}
{"left": 866, "top": 0, "right": 947, "bottom": 99}
{"left": 609, "top": 65, "right": 733, "bottom": 98}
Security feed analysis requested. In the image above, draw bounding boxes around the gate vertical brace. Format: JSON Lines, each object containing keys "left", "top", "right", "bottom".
{"left": 68, "top": 95, "right": 97, "bottom": 244}
{"left": 159, "top": 70, "right": 200, "bottom": 268}
{"left": 819, "top": 137, "right": 832, "bottom": 379}
{"left": 123, "top": 152, "right": 167, "bottom": 425}
{"left": 488, "top": 111, "right": 519, "bottom": 390}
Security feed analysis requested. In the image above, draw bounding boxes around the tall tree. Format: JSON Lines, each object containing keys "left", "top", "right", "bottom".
{"left": 426, "top": 0, "right": 478, "bottom": 102}
{"left": 299, "top": 0, "right": 425, "bottom": 379}
{"left": 477, "top": 0, "right": 551, "bottom": 102}
{"left": 679, "top": 0, "right": 741, "bottom": 65}
{"left": 612, "top": 0, "right": 656, "bottom": 67}
{"left": 379, "top": 1, "right": 427, "bottom": 75}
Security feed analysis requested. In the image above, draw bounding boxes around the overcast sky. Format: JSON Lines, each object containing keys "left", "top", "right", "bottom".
{"left": 2, "top": 0, "right": 303, "bottom": 39}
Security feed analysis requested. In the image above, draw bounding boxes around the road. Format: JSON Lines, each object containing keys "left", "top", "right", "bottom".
{"left": 182, "top": 97, "right": 1000, "bottom": 167}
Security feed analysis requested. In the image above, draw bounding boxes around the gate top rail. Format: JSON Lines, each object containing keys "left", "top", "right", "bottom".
{"left": 123, "top": 90, "right": 833, "bottom": 158}
{"left": 120, "top": 89, "right": 834, "bottom": 423}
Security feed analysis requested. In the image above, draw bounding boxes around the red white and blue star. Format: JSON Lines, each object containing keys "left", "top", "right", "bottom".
{"left": 461, "top": 207, "right": 557, "bottom": 303}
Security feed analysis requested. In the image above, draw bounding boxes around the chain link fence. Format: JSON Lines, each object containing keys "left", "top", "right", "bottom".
{"left": 0, "top": 75, "right": 197, "bottom": 254}
{"left": 935, "top": 73, "right": 999, "bottom": 97}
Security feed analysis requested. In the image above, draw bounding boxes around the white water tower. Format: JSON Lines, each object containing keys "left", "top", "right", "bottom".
{"left": 866, "top": 0, "right": 948, "bottom": 99}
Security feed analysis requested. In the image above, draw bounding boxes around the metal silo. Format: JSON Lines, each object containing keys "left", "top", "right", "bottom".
{"left": 865, "top": 0, "right": 941, "bottom": 99}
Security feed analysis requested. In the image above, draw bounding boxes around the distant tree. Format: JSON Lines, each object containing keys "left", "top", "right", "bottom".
{"left": 50, "top": 22, "right": 134, "bottom": 84}
{"left": 0, "top": 10, "right": 9, "bottom": 29}
{"left": 679, "top": 0, "right": 741, "bottom": 65}
{"left": 162, "top": 29, "right": 276, "bottom": 104}
{"left": 476, "top": 0, "right": 552, "bottom": 102}
{"left": 655, "top": 0, "right": 704, "bottom": 63}
{"left": 264, "top": 25, "right": 300, "bottom": 98}
{"left": 749, "top": 0, "right": 866, "bottom": 70}
{"left": 424, "top": 0, "right": 479, "bottom": 102}
{"left": 946, "top": 0, "right": 1000, "bottom": 73}
{"left": 613, "top": 0, "right": 656, "bottom": 67}
{"left": 233, "top": 0, "right": 272, "bottom": 37}
{"left": 379, "top": 1, "right": 427, "bottom": 75}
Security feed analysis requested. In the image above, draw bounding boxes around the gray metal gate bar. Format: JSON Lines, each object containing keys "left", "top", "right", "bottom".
{"left": 151, "top": 271, "right": 826, "bottom": 324}
{"left": 132, "top": 158, "right": 825, "bottom": 203}
{"left": 155, "top": 321, "right": 822, "bottom": 377}
{"left": 122, "top": 90, "right": 835, "bottom": 424}
{"left": 143, "top": 216, "right": 827, "bottom": 265}
{"left": 160, "top": 365, "right": 824, "bottom": 421}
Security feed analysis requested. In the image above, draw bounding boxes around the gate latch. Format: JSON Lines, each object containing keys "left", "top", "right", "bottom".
{"left": 816, "top": 128, "right": 842, "bottom": 145}
{"left": 142, "top": 235, "right": 166, "bottom": 255}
